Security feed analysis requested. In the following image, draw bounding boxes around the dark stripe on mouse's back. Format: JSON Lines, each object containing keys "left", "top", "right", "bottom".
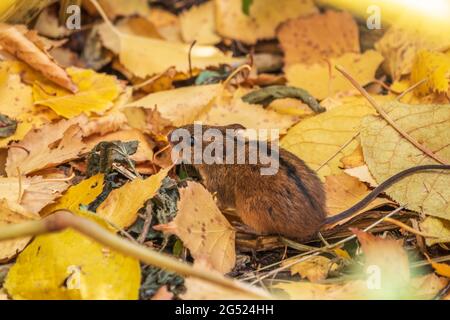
{"left": 279, "top": 155, "right": 321, "bottom": 212}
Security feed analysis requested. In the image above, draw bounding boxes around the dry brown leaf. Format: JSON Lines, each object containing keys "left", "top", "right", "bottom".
{"left": 180, "top": 1, "right": 220, "bottom": 45}
{"left": 215, "top": 0, "right": 317, "bottom": 44}
{"left": 278, "top": 10, "right": 359, "bottom": 66}
{"left": 375, "top": 26, "right": 450, "bottom": 80}
{"left": 344, "top": 165, "right": 378, "bottom": 187}
{"left": 325, "top": 173, "right": 393, "bottom": 228}
{"left": 353, "top": 229, "right": 410, "bottom": 294}
{"left": 6, "top": 116, "right": 88, "bottom": 177}
{"left": 155, "top": 182, "right": 236, "bottom": 274}
{"left": 0, "top": 176, "right": 69, "bottom": 213}
{"left": 284, "top": 256, "right": 338, "bottom": 282}
{"left": 80, "top": 111, "right": 128, "bottom": 137}
{"left": 0, "top": 199, "right": 39, "bottom": 262}
{"left": 286, "top": 50, "right": 384, "bottom": 100}
{"left": 85, "top": 129, "right": 154, "bottom": 163}
{"left": 360, "top": 102, "right": 450, "bottom": 220}
{"left": 0, "top": 24, "right": 77, "bottom": 92}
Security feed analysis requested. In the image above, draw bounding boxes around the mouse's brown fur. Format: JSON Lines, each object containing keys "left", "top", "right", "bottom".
{"left": 169, "top": 124, "right": 327, "bottom": 240}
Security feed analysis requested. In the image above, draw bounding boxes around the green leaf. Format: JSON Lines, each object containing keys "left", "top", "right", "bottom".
{"left": 242, "top": 85, "right": 325, "bottom": 113}
{"left": 242, "top": 0, "right": 253, "bottom": 15}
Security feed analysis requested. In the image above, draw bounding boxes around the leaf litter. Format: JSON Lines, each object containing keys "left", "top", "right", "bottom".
{"left": 0, "top": 0, "right": 449, "bottom": 301}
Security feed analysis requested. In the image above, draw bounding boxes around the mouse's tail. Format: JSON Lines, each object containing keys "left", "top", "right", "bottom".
{"left": 323, "top": 164, "right": 450, "bottom": 226}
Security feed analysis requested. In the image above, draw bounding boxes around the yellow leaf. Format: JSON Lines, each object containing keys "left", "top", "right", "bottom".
{"left": 33, "top": 68, "right": 122, "bottom": 119}
{"left": 124, "top": 84, "right": 222, "bottom": 127}
{"left": 324, "top": 173, "right": 393, "bottom": 228}
{"left": 420, "top": 217, "right": 450, "bottom": 246}
{"left": 180, "top": 1, "right": 220, "bottom": 45}
{"left": 283, "top": 256, "right": 338, "bottom": 282}
{"left": 360, "top": 102, "right": 450, "bottom": 220}
{"left": 281, "top": 96, "right": 379, "bottom": 178}
{"left": 96, "top": 168, "right": 169, "bottom": 228}
{"left": 0, "top": 72, "right": 33, "bottom": 118}
{"left": 426, "top": 254, "right": 450, "bottom": 279}
{"left": 0, "top": 24, "right": 77, "bottom": 92}
{"left": 286, "top": 50, "right": 384, "bottom": 100}
{"left": 41, "top": 174, "right": 105, "bottom": 217}
{"left": 375, "top": 26, "right": 450, "bottom": 80}
{"left": 199, "top": 93, "right": 299, "bottom": 134}
{"left": 98, "top": 25, "right": 238, "bottom": 78}
{"left": 278, "top": 10, "right": 359, "bottom": 66}
{"left": 95, "top": 0, "right": 150, "bottom": 19}
{"left": 411, "top": 50, "right": 450, "bottom": 96}
{"left": 4, "top": 211, "right": 140, "bottom": 300}
{"left": 215, "top": 0, "right": 317, "bottom": 44}
{"left": 340, "top": 144, "right": 365, "bottom": 168}
{"left": 155, "top": 182, "right": 236, "bottom": 274}
{"left": 0, "top": 199, "right": 39, "bottom": 261}
{"left": 6, "top": 116, "right": 88, "bottom": 176}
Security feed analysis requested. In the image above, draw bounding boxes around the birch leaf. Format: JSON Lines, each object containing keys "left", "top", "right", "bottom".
{"left": 96, "top": 168, "right": 169, "bottom": 228}
{"left": 33, "top": 68, "right": 123, "bottom": 119}
{"left": 286, "top": 50, "right": 384, "bottom": 100}
{"left": 281, "top": 97, "right": 379, "bottom": 178}
{"left": 278, "top": 10, "right": 359, "bottom": 66}
{"left": 0, "top": 200, "right": 39, "bottom": 262}
{"left": 215, "top": 0, "right": 317, "bottom": 44}
{"left": 154, "top": 182, "right": 236, "bottom": 274}
{"left": 360, "top": 103, "right": 450, "bottom": 220}
{"left": 410, "top": 50, "right": 450, "bottom": 96}
{"left": 0, "top": 24, "right": 77, "bottom": 92}
{"left": 180, "top": 1, "right": 220, "bottom": 45}
{"left": 4, "top": 211, "right": 141, "bottom": 300}
{"left": 420, "top": 217, "right": 450, "bottom": 246}
{"left": 6, "top": 116, "right": 88, "bottom": 176}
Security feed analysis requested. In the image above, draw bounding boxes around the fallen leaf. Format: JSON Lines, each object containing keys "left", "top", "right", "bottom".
{"left": 199, "top": 93, "right": 299, "bottom": 134}
{"left": 420, "top": 217, "right": 450, "bottom": 246}
{"left": 145, "top": 8, "right": 181, "bottom": 42}
{"left": 325, "top": 173, "right": 393, "bottom": 227}
{"left": 278, "top": 10, "right": 359, "bottom": 66}
{"left": 375, "top": 26, "right": 450, "bottom": 80}
{"left": 124, "top": 84, "right": 222, "bottom": 127}
{"left": 360, "top": 102, "right": 450, "bottom": 220}
{"left": 179, "top": 1, "right": 220, "bottom": 45}
{"left": 0, "top": 199, "right": 39, "bottom": 261}
{"left": 96, "top": 168, "right": 169, "bottom": 228}
{"left": 283, "top": 256, "right": 338, "bottom": 282}
{"left": 93, "top": 0, "right": 151, "bottom": 19}
{"left": 0, "top": 176, "right": 69, "bottom": 213}
{"left": 85, "top": 129, "right": 154, "bottom": 163}
{"left": 41, "top": 174, "right": 105, "bottom": 217}
{"left": 155, "top": 182, "right": 236, "bottom": 274}
{"left": 353, "top": 229, "right": 410, "bottom": 295}
{"left": 215, "top": 0, "right": 317, "bottom": 44}
{"left": 33, "top": 68, "right": 123, "bottom": 119}
{"left": 339, "top": 144, "right": 365, "bottom": 168}
{"left": 0, "top": 24, "right": 77, "bottom": 92}
{"left": 425, "top": 254, "right": 450, "bottom": 278}
{"left": 410, "top": 50, "right": 450, "bottom": 96}
{"left": 281, "top": 97, "right": 379, "bottom": 178}
{"left": 286, "top": 50, "right": 384, "bottom": 100}
{"left": 344, "top": 165, "right": 378, "bottom": 187}
{"left": 6, "top": 116, "right": 88, "bottom": 176}
{"left": 4, "top": 211, "right": 141, "bottom": 300}
{"left": 98, "top": 24, "right": 238, "bottom": 78}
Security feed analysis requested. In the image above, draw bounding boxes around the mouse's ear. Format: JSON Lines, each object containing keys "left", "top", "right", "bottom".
{"left": 227, "top": 123, "right": 246, "bottom": 130}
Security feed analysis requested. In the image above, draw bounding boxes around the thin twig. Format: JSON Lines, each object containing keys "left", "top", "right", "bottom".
{"left": 384, "top": 217, "right": 438, "bottom": 238}
{"left": 396, "top": 78, "right": 427, "bottom": 102}
{"left": 0, "top": 211, "right": 270, "bottom": 299}
{"left": 188, "top": 40, "right": 197, "bottom": 78}
{"left": 335, "top": 65, "right": 448, "bottom": 165}
{"left": 243, "top": 206, "right": 404, "bottom": 283}
{"left": 316, "top": 131, "right": 360, "bottom": 172}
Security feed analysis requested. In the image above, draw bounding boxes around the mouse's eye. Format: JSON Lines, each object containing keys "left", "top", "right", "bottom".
{"left": 190, "top": 136, "right": 196, "bottom": 146}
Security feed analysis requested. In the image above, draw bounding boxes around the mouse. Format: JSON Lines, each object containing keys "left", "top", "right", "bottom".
{"left": 168, "top": 124, "right": 450, "bottom": 241}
